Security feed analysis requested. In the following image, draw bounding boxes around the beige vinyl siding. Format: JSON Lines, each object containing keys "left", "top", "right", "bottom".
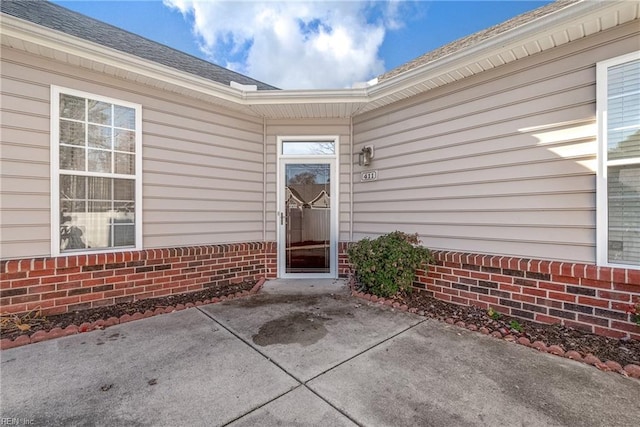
{"left": 0, "top": 74, "right": 51, "bottom": 258}
{"left": 1, "top": 48, "right": 265, "bottom": 259}
{"left": 264, "top": 119, "right": 352, "bottom": 242}
{"left": 352, "top": 22, "right": 639, "bottom": 264}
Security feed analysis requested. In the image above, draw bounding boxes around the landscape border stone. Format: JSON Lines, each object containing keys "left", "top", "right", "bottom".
{"left": 0, "top": 277, "right": 266, "bottom": 351}
{"left": 3, "top": 278, "right": 637, "bottom": 380}
{"left": 350, "top": 289, "right": 640, "bottom": 380}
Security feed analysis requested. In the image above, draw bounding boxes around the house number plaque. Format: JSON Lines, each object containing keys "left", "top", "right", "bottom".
{"left": 361, "top": 170, "right": 378, "bottom": 182}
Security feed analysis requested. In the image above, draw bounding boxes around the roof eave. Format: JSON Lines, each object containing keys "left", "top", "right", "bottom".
{"left": 363, "top": 0, "right": 639, "bottom": 114}
{"left": 2, "top": 0, "right": 638, "bottom": 119}
{"left": 1, "top": 12, "right": 370, "bottom": 118}
{"left": 1, "top": 13, "right": 254, "bottom": 107}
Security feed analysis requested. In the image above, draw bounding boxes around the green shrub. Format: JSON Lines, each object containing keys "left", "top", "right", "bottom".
{"left": 348, "top": 231, "right": 433, "bottom": 298}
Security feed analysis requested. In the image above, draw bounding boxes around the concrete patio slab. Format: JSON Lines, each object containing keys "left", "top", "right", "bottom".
{"left": 0, "top": 309, "right": 298, "bottom": 426}
{"left": 228, "top": 385, "right": 356, "bottom": 426}
{"left": 308, "top": 318, "right": 640, "bottom": 427}
{"left": 200, "top": 279, "right": 424, "bottom": 382}
{"left": 1, "top": 279, "right": 638, "bottom": 426}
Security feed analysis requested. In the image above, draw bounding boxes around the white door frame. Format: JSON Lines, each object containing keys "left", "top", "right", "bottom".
{"left": 277, "top": 136, "right": 339, "bottom": 279}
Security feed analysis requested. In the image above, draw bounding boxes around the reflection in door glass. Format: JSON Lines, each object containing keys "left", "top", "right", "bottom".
{"left": 285, "top": 163, "right": 330, "bottom": 273}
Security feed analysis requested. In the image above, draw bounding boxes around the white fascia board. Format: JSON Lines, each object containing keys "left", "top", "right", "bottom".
{"left": 243, "top": 88, "right": 368, "bottom": 104}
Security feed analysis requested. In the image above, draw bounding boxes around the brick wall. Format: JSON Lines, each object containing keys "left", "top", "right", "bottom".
{"left": 414, "top": 251, "right": 640, "bottom": 339}
{"left": 0, "top": 241, "right": 354, "bottom": 316}
{"left": 339, "top": 242, "right": 350, "bottom": 278}
{"left": 1, "top": 242, "right": 277, "bottom": 316}
{"left": 10, "top": 242, "right": 633, "bottom": 340}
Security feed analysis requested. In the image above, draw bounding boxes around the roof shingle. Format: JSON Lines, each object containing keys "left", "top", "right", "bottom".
{"left": 0, "top": 0, "right": 279, "bottom": 90}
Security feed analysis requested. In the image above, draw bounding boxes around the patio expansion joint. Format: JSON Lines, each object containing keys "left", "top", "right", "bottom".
{"left": 196, "top": 306, "right": 365, "bottom": 427}
{"left": 303, "top": 316, "right": 428, "bottom": 385}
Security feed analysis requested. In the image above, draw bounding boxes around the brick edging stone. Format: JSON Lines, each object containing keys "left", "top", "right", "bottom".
{"left": 349, "top": 285, "right": 640, "bottom": 380}
{"left": 0, "top": 277, "right": 267, "bottom": 351}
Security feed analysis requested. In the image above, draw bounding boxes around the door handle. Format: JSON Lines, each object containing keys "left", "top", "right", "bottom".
{"left": 279, "top": 211, "right": 284, "bottom": 225}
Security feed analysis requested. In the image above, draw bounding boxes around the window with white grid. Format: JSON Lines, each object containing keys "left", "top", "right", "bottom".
{"left": 51, "top": 87, "right": 142, "bottom": 255}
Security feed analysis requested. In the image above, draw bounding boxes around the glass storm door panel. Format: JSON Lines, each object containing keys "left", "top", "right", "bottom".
{"left": 284, "top": 163, "right": 331, "bottom": 274}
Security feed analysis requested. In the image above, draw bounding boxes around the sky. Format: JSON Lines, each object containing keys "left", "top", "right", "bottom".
{"left": 52, "top": 0, "right": 554, "bottom": 90}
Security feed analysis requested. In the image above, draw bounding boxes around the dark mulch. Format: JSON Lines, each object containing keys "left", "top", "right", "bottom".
{"left": 3, "top": 279, "right": 639, "bottom": 368}
{"left": 1, "top": 280, "right": 255, "bottom": 341}
{"left": 386, "top": 289, "right": 640, "bottom": 367}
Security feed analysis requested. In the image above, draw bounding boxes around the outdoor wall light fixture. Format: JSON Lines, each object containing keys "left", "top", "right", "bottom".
{"left": 359, "top": 145, "right": 374, "bottom": 166}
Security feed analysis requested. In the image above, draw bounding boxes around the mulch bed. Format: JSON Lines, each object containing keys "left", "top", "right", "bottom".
{"left": 379, "top": 289, "right": 639, "bottom": 368}
{"left": 2, "top": 278, "right": 639, "bottom": 375}
{"left": 1, "top": 280, "right": 256, "bottom": 342}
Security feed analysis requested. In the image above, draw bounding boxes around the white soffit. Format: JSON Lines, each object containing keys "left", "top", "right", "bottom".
{"left": 361, "top": 0, "right": 640, "bottom": 115}
{"left": 1, "top": 0, "right": 638, "bottom": 119}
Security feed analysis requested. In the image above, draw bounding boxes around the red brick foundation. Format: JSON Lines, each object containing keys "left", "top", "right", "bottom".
{"left": 8, "top": 243, "right": 635, "bottom": 340}
{"left": 338, "top": 242, "right": 351, "bottom": 278}
{"left": 0, "top": 241, "right": 353, "bottom": 317}
{"left": 1, "top": 242, "right": 277, "bottom": 316}
{"left": 415, "top": 251, "right": 640, "bottom": 339}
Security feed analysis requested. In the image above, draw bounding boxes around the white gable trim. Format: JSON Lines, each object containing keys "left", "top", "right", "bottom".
{"left": 2, "top": 1, "right": 638, "bottom": 119}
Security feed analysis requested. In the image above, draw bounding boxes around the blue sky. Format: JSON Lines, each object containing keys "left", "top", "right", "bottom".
{"left": 52, "top": 1, "right": 553, "bottom": 89}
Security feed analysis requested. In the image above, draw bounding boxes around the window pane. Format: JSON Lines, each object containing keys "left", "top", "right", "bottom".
{"left": 607, "top": 60, "right": 640, "bottom": 161}
{"left": 88, "top": 149, "right": 112, "bottom": 173}
{"left": 60, "top": 120, "right": 85, "bottom": 146}
{"left": 114, "top": 152, "right": 135, "bottom": 175}
{"left": 61, "top": 200, "right": 86, "bottom": 215}
{"left": 60, "top": 223, "right": 88, "bottom": 251}
{"left": 83, "top": 202, "right": 111, "bottom": 249}
{"left": 112, "top": 224, "right": 135, "bottom": 246}
{"left": 88, "top": 177, "right": 112, "bottom": 200}
{"left": 114, "top": 179, "right": 135, "bottom": 201}
{"left": 88, "top": 124, "right": 112, "bottom": 149}
{"left": 114, "top": 202, "right": 135, "bottom": 220}
{"left": 60, "top": 94, "right": 85, "bottom": 120}
{"left": 608, "top": 60, "right": 640, "bottom": 96}
{"left": 88, "top": 201, "right": 111, "bottom": 213}
{"left": 88, "top": 100, "right": 112, "bottom": 125}
{"left": 114, "top": 105, "right": 135, "bottom": 129}
{"left": 282, "top": 141, "right": 335, "bottom": 155}
{"left": 60, "top": 203, "right": 88, "bottom": 252}
{"left": 608, "top": 164, "right": 640, "bottom": 266}
{"left": 60, "top": 146, "right": 85, "bottom": 170}
{"left": 115, "top": 129, "right": 135, "bottom": 152}
{"left": 608, "top": 93, "right": 640, "bottom": 129}
{"left": 60, "top": 175, "right": 86, "bottom": 200}
{"left": 608, "top": 128, "right": 640, "bottom": 160}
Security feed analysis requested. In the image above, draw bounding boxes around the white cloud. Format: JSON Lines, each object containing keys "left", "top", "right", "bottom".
{"left": 163, "top": 0, "right": 409, "bottom": 89}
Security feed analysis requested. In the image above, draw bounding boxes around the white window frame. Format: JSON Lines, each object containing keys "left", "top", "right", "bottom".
{"left": 596, "top": 51, "right": 640, "bottom": 269}
{"left": 50, "top": 86, "right": 143, "bottom": 256}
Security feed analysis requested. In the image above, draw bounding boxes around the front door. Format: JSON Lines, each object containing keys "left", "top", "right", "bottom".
{"left": 277, "top": 138, "right": 338, "bottom": 278}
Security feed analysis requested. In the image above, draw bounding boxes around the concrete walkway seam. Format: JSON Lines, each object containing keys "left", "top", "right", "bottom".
{"left": 196, "top": 305, "right": 364, "bottom": 427}
{"left": 196, "top": 302, "right": 433, "bottom": 426}
{"left": 220, "top": 385, "right": 306, "bottom": 427}
{"left": 303, "top": 317, "right": 428, "bottom": 385}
